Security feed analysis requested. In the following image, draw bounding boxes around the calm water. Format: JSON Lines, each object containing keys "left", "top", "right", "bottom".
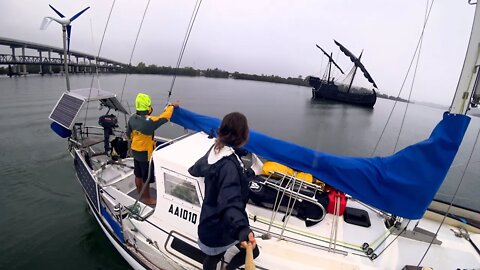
{"left": 0, "top": 74, "right": 478, "bottom": 269}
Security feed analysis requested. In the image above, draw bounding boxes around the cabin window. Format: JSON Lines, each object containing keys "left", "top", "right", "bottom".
{"left": 164, "top": 173, "right": 200, "bottom": 206}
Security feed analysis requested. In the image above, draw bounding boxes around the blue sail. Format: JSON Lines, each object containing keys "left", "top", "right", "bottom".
{"left": 171, "top": 108, "right": 470, "bottom": 219}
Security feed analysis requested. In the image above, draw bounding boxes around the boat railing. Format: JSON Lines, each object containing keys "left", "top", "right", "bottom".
{"left": 69, "top": 124, "right": 123, "bottom": 150}
{"left": 255, "top": 171, "right": 364, "bottom": 255}
{"left": 259, "top": 171, "right": 327, "bottom": 236}
{"left": 153, "top": 132, "right": 194, "bottom": 152}
{"left": 261, "top": 171, "right": 325, "bottom": 200}
{"left": 83, "top": 125, "right": 125, "bottom": 137}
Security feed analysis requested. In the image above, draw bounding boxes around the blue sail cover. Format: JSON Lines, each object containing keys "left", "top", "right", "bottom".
{"left": 171, "top": 108, "right": 470, "bottom": 219}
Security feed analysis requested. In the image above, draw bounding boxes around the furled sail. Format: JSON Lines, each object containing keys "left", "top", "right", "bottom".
{"left": 171, "top": 108, "right": 470, "bottom": 219}
{"left": 334, "top": 40, "right": 378, "bottom": 88}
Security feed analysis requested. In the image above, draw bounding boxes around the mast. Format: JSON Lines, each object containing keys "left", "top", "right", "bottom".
{"left": 328, "top": 53, "right": 332, "bottom": 83}
{"left": 315, "top": 44, "right": 344, "bottom": 84}
{"left": 450, "top": 2, "right": 480, "bottom": 114}
{"left": 347, "top": 50, "right": 363, "bottom": 93}
{"left": 334, "top": 40, "right": 377, "bottom": 89}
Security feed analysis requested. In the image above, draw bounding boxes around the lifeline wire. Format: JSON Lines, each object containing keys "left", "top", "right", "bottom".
{"left": 166, "top": 0, "right": 204, "bottom": 103}
{"left": 119, "top": 0, "right": 151, "bottom": 104}
{"left": 370, "top": 0, "right": 435, "bottom": 156}
{"left": 393, "top": 0, "right": 430, "bottom": 152}
{"left": 417, "top": 126, "right": 480, "bottom": 266}
{"left": 84, "top": 0, "right": 117, "bottom": 125}
{"left": 374, "top": 220, "right": 411, "bottom": 258}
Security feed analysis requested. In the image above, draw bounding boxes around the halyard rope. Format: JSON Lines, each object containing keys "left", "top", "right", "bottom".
{"left": 371, "top": 0, "right": 435, "bottom": 156}
{"left": 166, "top": 0, "right": 204, "bottom": 103}
{"left": 119, "top": 0, "right": 152, "bottom": 105}
{"left": 84, "top": 0, "right": 117, "bottom": 124}
{"left": 417, "top": 126, "right": 480, "bottom": 266}
{"left": 393, "top": 0, "right": 430, "bottom": 152}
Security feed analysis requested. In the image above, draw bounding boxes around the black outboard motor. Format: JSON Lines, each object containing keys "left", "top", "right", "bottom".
{"left": 98, "top": 114, "right": 118, "bottom": 155}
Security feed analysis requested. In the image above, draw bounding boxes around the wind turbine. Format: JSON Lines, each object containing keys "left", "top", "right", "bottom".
{"left": 40, "top": 4, "right": 90, "bottom": 91}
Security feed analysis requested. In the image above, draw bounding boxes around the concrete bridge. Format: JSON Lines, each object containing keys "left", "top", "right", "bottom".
{"left": 0, "top": 37, "right": 127, "bottom": 76}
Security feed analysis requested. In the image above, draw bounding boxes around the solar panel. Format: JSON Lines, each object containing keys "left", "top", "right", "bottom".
{"left": 74, "top": 151, "right": 99, "bottom": 211}
{"left": 49, "top": 93, "right": 85, "bottom": 129}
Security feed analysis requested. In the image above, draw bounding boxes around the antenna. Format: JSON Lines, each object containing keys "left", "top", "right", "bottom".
{"left": 40, "top": 4, "right": 90, "bottom": 91}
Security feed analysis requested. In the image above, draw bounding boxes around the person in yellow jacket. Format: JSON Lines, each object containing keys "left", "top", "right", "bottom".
{"left": 126, "top": 93, "right": 179, "bottom": 205}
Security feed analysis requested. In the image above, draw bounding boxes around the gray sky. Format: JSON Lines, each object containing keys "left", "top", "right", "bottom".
{"left": 0, "top": 0, "right": 476, "bottom": 105}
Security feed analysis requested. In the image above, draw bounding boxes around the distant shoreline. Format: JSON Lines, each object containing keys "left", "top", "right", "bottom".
{"left": 0, "top": 63, "right": 411, "bottom": 104}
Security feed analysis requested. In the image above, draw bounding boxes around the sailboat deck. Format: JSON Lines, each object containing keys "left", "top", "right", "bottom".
{"left": 246, "top": 199, "right": 388, "bottom": 253}
{"left": 73, "top": 131, "right": 480, "bottom": 269}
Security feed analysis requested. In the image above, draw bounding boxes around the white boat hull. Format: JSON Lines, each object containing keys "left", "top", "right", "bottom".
{"left": 72, "top": 132, "right": 479, "bottom": 270}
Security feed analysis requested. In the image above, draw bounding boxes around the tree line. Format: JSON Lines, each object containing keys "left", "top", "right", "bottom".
{"left": 122, "top": 63, "right": 309, "bottom": 87}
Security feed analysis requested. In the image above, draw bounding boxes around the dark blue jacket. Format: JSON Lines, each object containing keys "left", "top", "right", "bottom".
{"left": 188, "top": 147, "right": 251, "bottom": 248}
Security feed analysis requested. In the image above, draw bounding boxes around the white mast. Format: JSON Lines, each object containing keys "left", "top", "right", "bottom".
{"left": 450, "top": 2, "right": 480, "bottom": 115}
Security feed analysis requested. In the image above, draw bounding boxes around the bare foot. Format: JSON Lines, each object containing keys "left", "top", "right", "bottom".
{"left": 142, "top": 198, "right": 157, "bottom": 205}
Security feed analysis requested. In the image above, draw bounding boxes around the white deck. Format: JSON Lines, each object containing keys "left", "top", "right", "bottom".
{"left": 152, "top": 132, "right": 215, "bottom": 178}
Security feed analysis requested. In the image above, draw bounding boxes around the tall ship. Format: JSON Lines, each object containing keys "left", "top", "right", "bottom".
{"left": 309, "top": 41, "right": 377, "bottom": 107}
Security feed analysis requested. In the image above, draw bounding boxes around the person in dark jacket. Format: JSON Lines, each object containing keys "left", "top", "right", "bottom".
{"left": 189, "top": 112, "right": 259, "bottom": 270}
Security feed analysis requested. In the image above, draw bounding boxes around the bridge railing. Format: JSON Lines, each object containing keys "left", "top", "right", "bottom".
{"left": 0, "top": 54, "right": 119, "bottom": 67}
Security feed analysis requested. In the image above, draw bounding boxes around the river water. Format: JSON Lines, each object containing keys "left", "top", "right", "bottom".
{"left": 0, "top": 74, "right": 478, "bottom": 269}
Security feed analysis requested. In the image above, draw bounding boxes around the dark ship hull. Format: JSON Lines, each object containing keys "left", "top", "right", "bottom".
{"left": 309, "top": 76, "right": 377, "bottom": 107}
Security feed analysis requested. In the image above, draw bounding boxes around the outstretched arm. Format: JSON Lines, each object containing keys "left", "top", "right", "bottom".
{"left": 146, "top": 101, "right": 180, "bottom": 130}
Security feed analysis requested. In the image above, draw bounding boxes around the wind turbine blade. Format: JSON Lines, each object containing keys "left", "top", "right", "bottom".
{"left": 66, "top": 25, "right": 72, "bottom": 53}
{"left": 70, "top": 7, "right": 90, "bottom": 22}
{"left": 49, "top": 4, "right": 65, "bottom": 18}
{"left": 40, "top": 17, "right": 53, "bottom": 30}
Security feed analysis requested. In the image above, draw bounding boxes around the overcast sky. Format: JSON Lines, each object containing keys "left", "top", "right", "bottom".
{"left": 0, "top": 0, "right": 476, "bottom": 105}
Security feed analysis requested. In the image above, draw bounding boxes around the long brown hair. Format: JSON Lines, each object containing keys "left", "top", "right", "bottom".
{"left": 214, "top": 112, "right": 249, "bottom": 153}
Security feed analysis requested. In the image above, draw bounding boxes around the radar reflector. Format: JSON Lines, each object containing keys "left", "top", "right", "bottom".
{"left": 49, "top": 93, "right": 85, "bottom": 129}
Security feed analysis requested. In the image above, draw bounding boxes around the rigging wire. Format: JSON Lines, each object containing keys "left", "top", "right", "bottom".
{"left": 319, "top": 54, "right": 324, "bottom": 79}
{"left": 393, "top": 0, "right": 430, "bottom": 152}
{"left": 89, "top": 19, "right": 103, "bottom": 92}
{"left": 83, "top": 0, "right": 117, "bottom": 124}
{"left": 166, "top": 0, "right": 204, "bottom": 103}
{"left": 119, "top": 0, "right": 151, "bottom": 105}
{"left": 417, "top": 126, "right": 480, "bottom": 266}
{"left": 370, "top": 0, "right": 435, "bottom": 156}
{"left": 332, "top": 48, "right": 341, "bottom": 81}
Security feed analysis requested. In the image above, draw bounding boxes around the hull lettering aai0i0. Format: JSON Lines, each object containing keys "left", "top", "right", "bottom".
{"left": 168, "top": 204, "right": 197, "bottom": 224}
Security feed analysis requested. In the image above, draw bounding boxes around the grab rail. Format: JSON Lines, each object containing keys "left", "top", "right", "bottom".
{"left": 261, "top": 171, "right": 327, "bottom": 238}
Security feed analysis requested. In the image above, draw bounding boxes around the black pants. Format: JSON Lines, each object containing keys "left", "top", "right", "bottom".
{"left": 203, "top": 243, "right": 260, "bottom": 270}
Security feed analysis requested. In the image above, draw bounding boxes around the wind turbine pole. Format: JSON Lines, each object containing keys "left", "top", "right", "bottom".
{"left": 62, "top": 25, "right": 70, "bottom": 91}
